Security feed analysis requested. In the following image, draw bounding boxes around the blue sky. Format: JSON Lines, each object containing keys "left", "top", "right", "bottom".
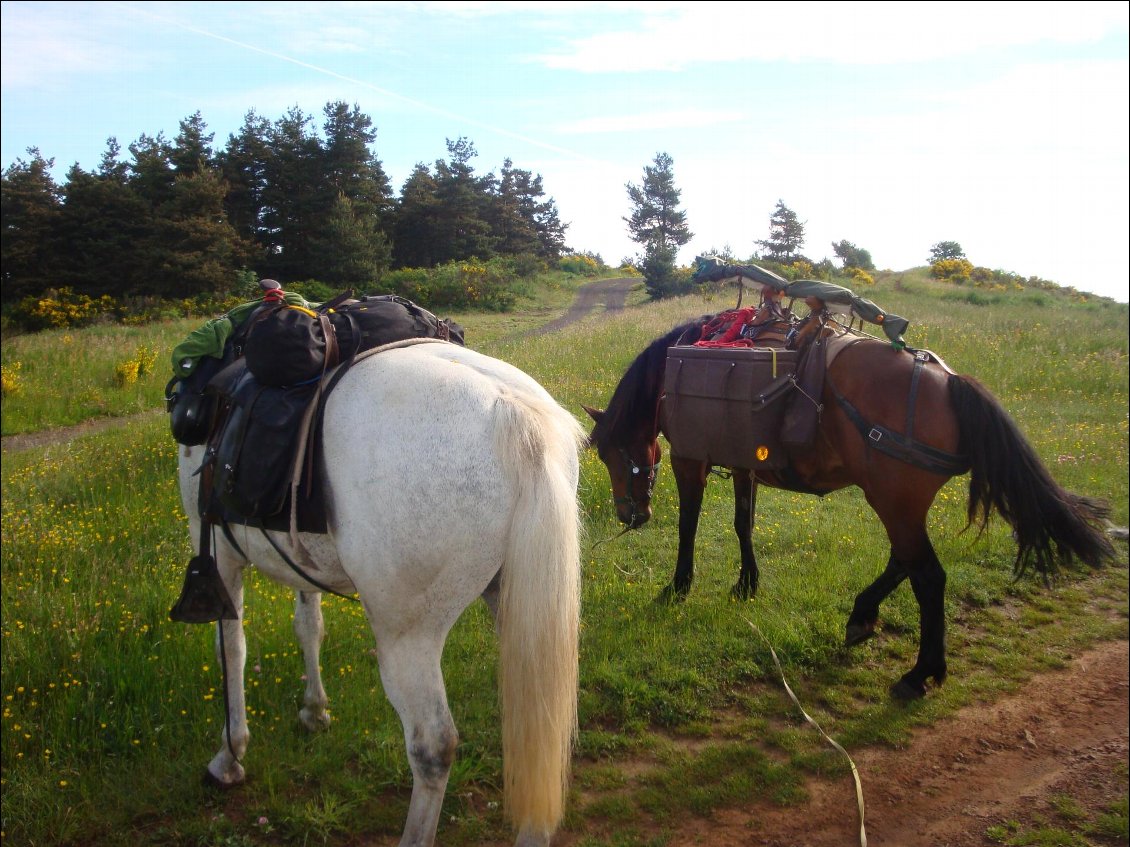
{"left": 3, "top": 1, "right": 1128, "bottom": 301}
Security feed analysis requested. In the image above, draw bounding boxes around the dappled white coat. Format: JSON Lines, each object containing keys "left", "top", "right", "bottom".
{"left": 177, "top": 341, "right": 584, "bottom": 847}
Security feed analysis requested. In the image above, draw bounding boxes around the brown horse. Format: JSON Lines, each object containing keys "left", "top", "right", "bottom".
{"left": 584, "top": 312, "right": 1115, "bottom": 700}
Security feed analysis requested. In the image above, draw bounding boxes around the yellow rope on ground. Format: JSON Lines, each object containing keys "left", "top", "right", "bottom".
{"left": 744, "top": 618, "right": 867, "bottom": 847}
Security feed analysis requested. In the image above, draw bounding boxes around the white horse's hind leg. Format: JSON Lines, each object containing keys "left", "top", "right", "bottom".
{"left": 481, "top": 570, "right": 502, "bottom": 625}
{"left": 293, "top": 591, "right": 331, "bottom": 731}
{"left": 206, "top": 567, "right": 249, "bottom": 786}
{"left": 377, "top": 635, "right": 458, "bottom": 847}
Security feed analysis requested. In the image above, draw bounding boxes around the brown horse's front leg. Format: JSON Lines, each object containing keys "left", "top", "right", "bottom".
{"left": 657, "top": 456, "right": 707, "bottom": 603}
{"left": 731, "top": 470, "right": 758, "bottom": 600}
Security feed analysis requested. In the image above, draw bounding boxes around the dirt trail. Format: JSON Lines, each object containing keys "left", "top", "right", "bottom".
{"left": 522, "top": 276, "right": 635, "bottom": 337}
{"left": 673, "top": 638, "right": 1129, "bottom": 847}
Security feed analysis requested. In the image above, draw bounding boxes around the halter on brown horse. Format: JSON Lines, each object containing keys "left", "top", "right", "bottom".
{"left": 584, "top": 308, "right": 1115, "bottom": 700}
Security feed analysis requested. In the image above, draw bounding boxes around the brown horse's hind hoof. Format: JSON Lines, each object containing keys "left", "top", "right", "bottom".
{"left": 844, "top": 621, "right": 876, "bottom": 647}
{"left": 890, "top": 677, "right": 927, "bottom": 700}
{"left": 654, "top": 585, "right": 688, "bottom": 605}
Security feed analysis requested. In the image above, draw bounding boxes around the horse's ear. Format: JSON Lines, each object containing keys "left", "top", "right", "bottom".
{"left": 581, "top": 404, "right": 604, "bottom": 424}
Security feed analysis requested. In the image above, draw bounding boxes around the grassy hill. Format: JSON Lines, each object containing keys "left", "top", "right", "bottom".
{"left": 1, "top": 268, "right": 1126, "bottom": 846}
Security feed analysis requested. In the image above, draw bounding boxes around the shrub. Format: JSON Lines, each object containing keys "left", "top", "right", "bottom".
{"left": 930, "top": 258, "right": 974, "bottom": 283}
{"left": 134, "top": 345, "right": 159, "bottom": 376}
{"left": 558, "top": 253, "right": 602, "bottom": 277}
{"left": 1, "top": 361, "right": 23, "bottom": 397}
{"left": 113, "top": 358, "right": 141, "bottom": 387}
{"left": 12, "top": 288, "right": 118, "bottom": 331}
{"left": 286, "top": 279, "right": 341, "bottom": 303}
{"left": 847, "top": 267, "right": 875, "bottom": 287}
{"left": 380, "top": 260, "right": 517, "bottom": 311}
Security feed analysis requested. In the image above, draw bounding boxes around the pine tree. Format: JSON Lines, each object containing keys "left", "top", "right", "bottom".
{"left": 624, "top": 152, "right": 692, "bottom": 297}
{"left": 54, "top": 143, "right": 153, "bottom": 299}
{"left": 755, "top": 200, "right": 806, "bottom": 263}
{"left": 218, "top": 111, "right": 273, "bottom": 264}
{"left": 260, "top": 107, "right": 322, "bottom": 281}
{"left": 150, "top": 168, "right": 252, "bottom": 298}
{"left": 431, "top": 137, "right": 496, "bottom": 264}
{"left": 1, "top": 148, "right": 63, "bottom": 303}
{"left": 929, "top": 241, "right": 965, "bottom": 262}
{"left": 392, "top": 164, "right": 441, "bottom": 269}
{"left": 309, "top": 193, "right": 390, "bottom": 291}
{"left": 831, "top": 239, "right": 875, "bottom": 271}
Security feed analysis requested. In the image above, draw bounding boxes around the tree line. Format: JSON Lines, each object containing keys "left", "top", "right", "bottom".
{"left": 1, "top": 101, "right": 570, "bottom": 307}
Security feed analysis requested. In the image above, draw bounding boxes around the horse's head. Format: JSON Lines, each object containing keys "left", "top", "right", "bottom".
{"left": 583, "top": 404, "right": 661, "bottom": 529}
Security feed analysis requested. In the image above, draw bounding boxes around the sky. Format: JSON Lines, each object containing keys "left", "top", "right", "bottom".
{"left": 2, "top": 1, "right": 1128, "bottom": 302}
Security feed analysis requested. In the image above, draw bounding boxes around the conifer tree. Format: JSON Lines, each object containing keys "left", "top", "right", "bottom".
{"left": 1, "top": 148, "right": 62, "bottom": 303}
{"left": 755, "top": 200, "right": 806, "bottom": 263}
{"left": 624, "top": 152, "right": 693, "bottom": 297}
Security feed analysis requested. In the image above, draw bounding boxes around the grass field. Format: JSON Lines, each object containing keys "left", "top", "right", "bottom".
{"left": 1, "top": 270, "right": 1127, "bottom": 846}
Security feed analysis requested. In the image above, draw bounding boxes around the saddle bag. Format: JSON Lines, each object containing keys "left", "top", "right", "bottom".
{"left": 243, "top": 294, "right": 465, "bottom": 386}
{"left": 208, "top": 363, "right": 318, "bottom": 523}
{"left": 661, "top": 345, "right": 798, "bottom": 469}
{"left": 332, "top": 295, "right": 466, "bottom": 354}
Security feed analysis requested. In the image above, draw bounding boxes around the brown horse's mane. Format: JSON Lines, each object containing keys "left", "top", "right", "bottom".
{"left": 593, "top": 316, "right": 711, "bottom": 449}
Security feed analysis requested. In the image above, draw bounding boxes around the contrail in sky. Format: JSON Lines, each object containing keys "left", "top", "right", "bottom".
{"left": 112, "top": 1, "right": 601, "bottom": 163}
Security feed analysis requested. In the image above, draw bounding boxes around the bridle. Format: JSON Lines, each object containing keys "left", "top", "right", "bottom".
{"left": 614, "top": 446, "right": 661, "bottom": 526}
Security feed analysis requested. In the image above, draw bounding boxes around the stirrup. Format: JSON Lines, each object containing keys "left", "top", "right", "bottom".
{"left": 169, "top": 554, "right": 238, "bottom": 624}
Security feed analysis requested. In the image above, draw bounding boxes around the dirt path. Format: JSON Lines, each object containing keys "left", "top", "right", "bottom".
{"left": 670, "top": 638, "right": 1129, "bottom": 847}
{"left": 523, "top": 276, "right": 635, "bottom": 337}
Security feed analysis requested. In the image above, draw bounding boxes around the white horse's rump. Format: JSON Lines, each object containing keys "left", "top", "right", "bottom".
{"left": 177, "top": 343, "right": 583, "bottom": 847}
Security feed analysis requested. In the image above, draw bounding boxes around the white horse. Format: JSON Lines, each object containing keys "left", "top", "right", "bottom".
{"left": 176, "top": 341, "right": 584, "bottom": 847}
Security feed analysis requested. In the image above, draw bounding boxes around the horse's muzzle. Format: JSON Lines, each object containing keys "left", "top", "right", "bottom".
{"left": 616, "top": 503, "right": 652, "bottom": 529}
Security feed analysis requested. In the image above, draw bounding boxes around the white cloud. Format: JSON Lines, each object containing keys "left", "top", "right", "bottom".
{"left": 0, "top": 5, "right": 139, "bottom": 88}
{"left": 556, "top": 109, "right": 746, "bottom": 134}
{"left": 534, "top": 1, "right": 1129, "bottom": 73}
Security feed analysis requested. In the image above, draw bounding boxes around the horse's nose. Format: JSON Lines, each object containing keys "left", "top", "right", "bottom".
{"left": 617, "top": 505, "right": 650, "bottom": 529}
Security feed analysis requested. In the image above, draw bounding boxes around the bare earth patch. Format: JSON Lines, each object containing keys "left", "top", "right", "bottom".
{"left": 558, "top": 638, "right": 1128, "bottom": 847}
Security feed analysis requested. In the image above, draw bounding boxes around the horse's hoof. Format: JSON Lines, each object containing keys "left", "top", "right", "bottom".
{"left": 729, "top": 583, "right": 755, "bottom": 601}
{"left": 299, "top": 708, "right": 331, "bottom": 732}
{"left": 844, "top": 621, "right": 876, "bottom": 647}
{"left": 654, "top": 585, "right": 687, "bottom": 605}
{"left": 202, "top": 767, "right": 245, "bottom": 790}
{"left": 890, "top": 677, "right": 927, "bottom": 700}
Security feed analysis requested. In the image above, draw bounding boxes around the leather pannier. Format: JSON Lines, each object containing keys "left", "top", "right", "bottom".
{"left": 661, "top": 345, "right": 798, "bottom": 470}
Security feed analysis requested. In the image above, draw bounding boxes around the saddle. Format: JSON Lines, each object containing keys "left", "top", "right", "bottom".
{"left": 167, "top": 283, "right": 465, "bottom": 623}
{"left": 661, "top": 291, "right": 872, "bottom": 467}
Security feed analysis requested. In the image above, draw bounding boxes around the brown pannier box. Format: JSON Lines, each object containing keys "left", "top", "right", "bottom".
{"left": 661, "top": 346, "right": 798, "bottom": 469}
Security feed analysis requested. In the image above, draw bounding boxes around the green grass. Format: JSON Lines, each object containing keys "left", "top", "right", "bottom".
{"left": 1, "top": 270, "right": 1127, "bottom": 845}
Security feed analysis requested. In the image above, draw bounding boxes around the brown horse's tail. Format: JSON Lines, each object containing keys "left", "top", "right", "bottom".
{"left": 948, "top": 374, "right": 1115, "bottom": 577}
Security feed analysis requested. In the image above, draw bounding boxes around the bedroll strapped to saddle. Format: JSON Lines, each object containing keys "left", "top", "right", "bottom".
{"left": 692, "top": 256, "right": 910, "bottom": 347}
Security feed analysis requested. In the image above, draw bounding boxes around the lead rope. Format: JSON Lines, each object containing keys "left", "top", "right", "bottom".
{"left": 744, "top": 618, "right": 867, "bottom": 847}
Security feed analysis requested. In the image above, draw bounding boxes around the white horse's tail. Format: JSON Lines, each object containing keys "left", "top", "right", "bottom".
{"left": 493, "top": 389, "right": 583, "bottom": 839}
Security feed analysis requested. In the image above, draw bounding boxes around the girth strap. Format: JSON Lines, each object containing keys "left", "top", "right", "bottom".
{"left": 831, "top": 355, "right": 970, "bottom": 476}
